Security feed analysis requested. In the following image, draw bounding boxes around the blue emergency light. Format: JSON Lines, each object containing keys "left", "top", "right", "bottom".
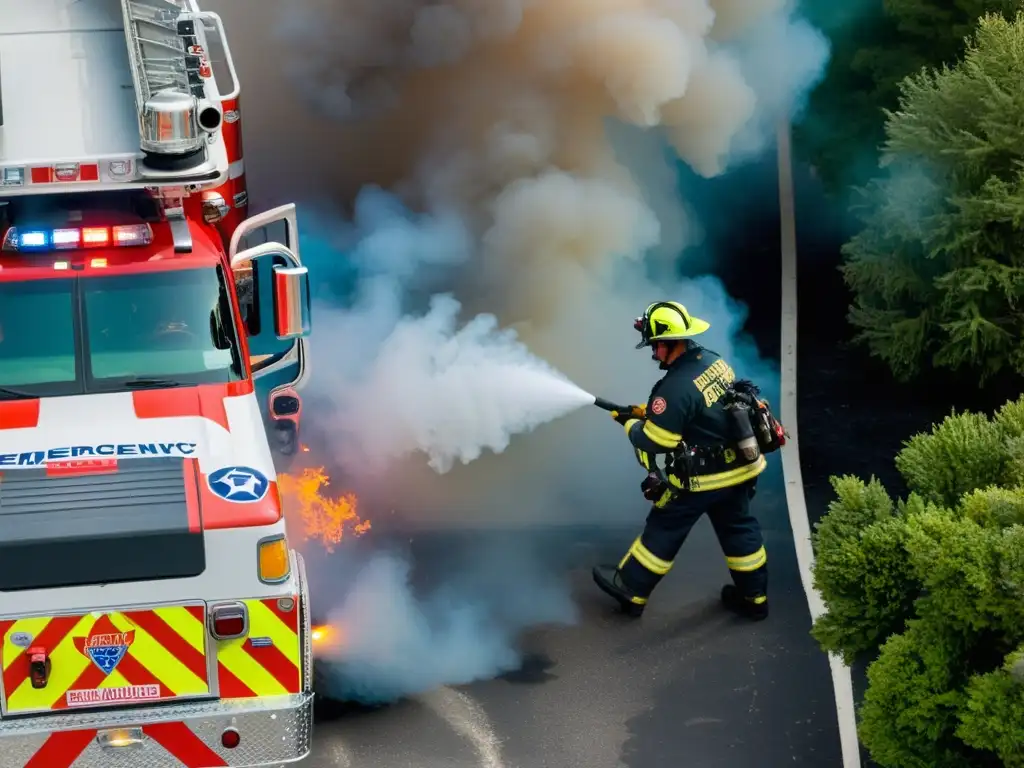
{"left": 1, "top": 224, "right": 153, "bottom": 253}
{"left": 17, "top": 230, "right": 49, "bottom": 250}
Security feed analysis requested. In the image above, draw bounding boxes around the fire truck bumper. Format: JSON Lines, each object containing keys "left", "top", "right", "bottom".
{"left": 0, "top": 692, "right": 313, "bottom": 767}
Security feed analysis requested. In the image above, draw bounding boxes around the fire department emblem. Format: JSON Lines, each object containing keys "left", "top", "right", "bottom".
{"left": 74, "top": 628, "right": 135, "bottom": 675}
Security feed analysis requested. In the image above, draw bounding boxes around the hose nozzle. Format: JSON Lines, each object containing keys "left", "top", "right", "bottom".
{"left": 593, "top": 397, "right": 629, "bottom": 413}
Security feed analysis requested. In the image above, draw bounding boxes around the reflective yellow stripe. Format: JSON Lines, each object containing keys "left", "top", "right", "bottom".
{"left": 727, "top": 546, "right": 767, "bottom": 572}
{"left": 623, "top": 418, "right": 641, "bottom": 435}
{"left": 642, "top": 421, "right": 682, "bottom": 448}
{"left": 9, "top": 614, "right": 94, "bottom": 711}
{"left": 99, "top": 669, "right": 130, "bottom": 690}
{"left": 628, "top": 537, "right": 672, "bottom": 575}
{"left": 4, "top": 607, "right": 212, "bottom": 714}
{"left": 247, "top": 600, "right": 301, "bottom": 667}
{"left": 108, "top": 613, "right": 207, "bottom": 696}
{"left": 2, "top": 616, "right": 51, "bottom": 671}
{"left": 635, "top": 448, "right": 650, "bottom": 469}
{"left": 158, "top": 606, "right": 206, "bottom": 654}
{"left": 218, "top": 637, "right": 288, "bottom": 696}
{"left": 606, "top": 557, "right": 651, "bottom": 603}
{"left": 670, "top": 454, "right": 767, "bottom": 491}
{"left": 216, "top": 598, "right": 300, "bottom": 697}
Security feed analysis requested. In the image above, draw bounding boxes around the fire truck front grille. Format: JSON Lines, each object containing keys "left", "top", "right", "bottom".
{"left": 0, "top": 457, "right": 205, "bottom": 590}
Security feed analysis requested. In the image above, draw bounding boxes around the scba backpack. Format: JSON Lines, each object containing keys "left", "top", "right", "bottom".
{"left": 722, "top": 379, "right": 788, "bottom": 455}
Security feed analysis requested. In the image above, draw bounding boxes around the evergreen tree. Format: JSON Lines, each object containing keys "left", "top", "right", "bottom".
{"left": 812, "top": 397, "right": 1024, "bottom": 767}
{"left": 796, "top": 0, "right": 1021, "bottom": 196}
{"left": 841, "top": 12, "right": 1024, "bottom": 383}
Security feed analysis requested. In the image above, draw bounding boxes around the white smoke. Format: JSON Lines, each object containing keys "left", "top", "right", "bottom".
{"left": 310, "top": 546, "right": 577, "bottom": 702}
{"left": 300, "top": 184, "right": 600, "bottom": 476}
{"left": 201, "top": 0, "right": 830, "bottom": 700}
{"left": 255, "top": 3, "right": 829, "bottom": 498}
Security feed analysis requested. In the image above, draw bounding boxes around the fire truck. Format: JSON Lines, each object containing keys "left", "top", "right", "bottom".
{"left": 0, "top": 1, "right": 315, "bottom": 765}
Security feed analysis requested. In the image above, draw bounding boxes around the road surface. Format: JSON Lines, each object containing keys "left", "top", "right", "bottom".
{"left": 300, "top": 466, "right": 845, "bottom": 767}
{"left": 280, "top": 123, "right": 853, "bottom": 768}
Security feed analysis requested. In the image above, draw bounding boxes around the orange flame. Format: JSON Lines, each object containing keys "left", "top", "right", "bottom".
{"left": 278, "top": 466, "right": 369, "bottom": 552}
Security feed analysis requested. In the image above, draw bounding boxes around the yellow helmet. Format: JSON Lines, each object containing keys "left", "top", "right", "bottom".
{"left": 633, "top": 301, "right": 710, "bottom": 349}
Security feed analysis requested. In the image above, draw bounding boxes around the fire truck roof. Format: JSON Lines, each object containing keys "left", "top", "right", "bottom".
{"left": 0, "top": 1, "right": 141, "bottom": 166}
{"left": 0, "top": 0, "right": 230, "bottom": 194}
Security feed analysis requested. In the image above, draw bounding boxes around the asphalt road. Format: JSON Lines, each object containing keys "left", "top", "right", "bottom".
{"left": 299, "top": 465, "right": 844, "bottom": 768}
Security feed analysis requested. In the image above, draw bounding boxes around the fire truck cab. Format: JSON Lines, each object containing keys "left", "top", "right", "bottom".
{"left": 0, "top": 1, "right": 314, "bottom": 765}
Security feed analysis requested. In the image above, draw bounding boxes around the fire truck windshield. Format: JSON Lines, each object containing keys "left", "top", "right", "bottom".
{"left": 0, "top": 267, "right": 244, "bottom": 397}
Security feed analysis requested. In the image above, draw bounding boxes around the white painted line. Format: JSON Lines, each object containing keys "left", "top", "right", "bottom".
{"left": 419, "top": 686, "right": 507, "bottom": 768}
{"left": 776, "top": 118, "right": 862, "bottom": 768}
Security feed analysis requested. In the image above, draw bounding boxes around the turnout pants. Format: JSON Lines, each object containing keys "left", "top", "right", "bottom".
{"left": 618, "top": 480, "right": 767, "bottom": 602}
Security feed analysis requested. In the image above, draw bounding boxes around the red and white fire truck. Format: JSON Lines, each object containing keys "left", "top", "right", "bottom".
{"left": 0, "top": 1, "right": 315, "bottom": 764}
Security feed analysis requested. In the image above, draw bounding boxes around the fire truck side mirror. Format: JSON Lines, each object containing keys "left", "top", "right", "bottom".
{"left": 272, "top": 265, "right": 311, "bottom": 341}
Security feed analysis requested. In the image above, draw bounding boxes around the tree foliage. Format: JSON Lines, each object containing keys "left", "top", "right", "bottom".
{"left": 840, "top": 12, "right": 1024, "bottom": 384}
{"left": 812, "top": 396, "right": 1024, "bottom": 767}
{"left": 795, "top": 0, "right": 1021, "bottom": 195}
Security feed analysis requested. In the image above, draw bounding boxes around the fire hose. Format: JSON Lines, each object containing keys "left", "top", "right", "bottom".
{"left": 592, "top": 397, "right": 630, "bottom": 413}
{"left": 593, "top": 397, "right": 646, "bottom": 419}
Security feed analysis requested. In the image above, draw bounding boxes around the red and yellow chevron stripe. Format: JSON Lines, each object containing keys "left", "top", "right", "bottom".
{"left": 0, "top": 605, "right": 211, "bottom": 714}
{"left": 0, "top": 596, "right": 302, "bottom": 716}
{"left": 216, "top": 597, "right": 302, "bottom": 697}
{"left": 25, "top": 722, "right": 230, "bottom": 768}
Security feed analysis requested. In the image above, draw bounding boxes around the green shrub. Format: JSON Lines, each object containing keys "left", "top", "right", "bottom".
{"left": 957, "top": 647, "right": 1024, "bottom": 767}
{"left": 811, "top": 476, "right": 918, "bottom": 662}
{"left": 812, "top": 396, "right": 1024, "bottom": 766}
{"left": 896, "top": 410, "right": 1009, "bottom": 507}
{"left": 858, "top": 621, "right": 974, "bottom": 768}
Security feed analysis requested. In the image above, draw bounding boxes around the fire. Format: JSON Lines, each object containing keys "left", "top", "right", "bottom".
{"left": 310, "top": 623, "right": 344, "bottom": 657}
{"left": 278, "top": 465, "right": 369, "bottom": 552}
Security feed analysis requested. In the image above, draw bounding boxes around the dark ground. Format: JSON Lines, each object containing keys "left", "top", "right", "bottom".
{"left": 305, "top": 490, "right": 844, "bottom": 767}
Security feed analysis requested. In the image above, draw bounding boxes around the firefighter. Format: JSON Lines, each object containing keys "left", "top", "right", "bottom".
{"left": 593, "top": 301, "right": 770, "bottom": 620}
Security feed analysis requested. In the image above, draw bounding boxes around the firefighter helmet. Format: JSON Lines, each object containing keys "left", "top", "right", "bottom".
{"left": 633, "top": 301, "right": 710, "bottom": 349}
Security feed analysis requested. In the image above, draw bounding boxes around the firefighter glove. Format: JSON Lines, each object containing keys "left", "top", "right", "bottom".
{"left": 629, "top": 403, "right": 646, "bottom": 419}
{"left": 641, "top": 472, "right": 669, "bottom": 502}
{"left": 611, "top": 410, "right": 633, "bottom": 426}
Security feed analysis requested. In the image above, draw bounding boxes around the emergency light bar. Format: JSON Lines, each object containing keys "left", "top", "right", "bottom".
{"left": 1, "top": 224, "right": 153, "bottom": 252}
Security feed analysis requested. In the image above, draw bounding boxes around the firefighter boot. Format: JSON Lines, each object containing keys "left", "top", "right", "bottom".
{"left": 721, "top": 584, "right": 768, "bottom": 621}
{"left": 593, "top": 565, "right": 645, "bottom": 617}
